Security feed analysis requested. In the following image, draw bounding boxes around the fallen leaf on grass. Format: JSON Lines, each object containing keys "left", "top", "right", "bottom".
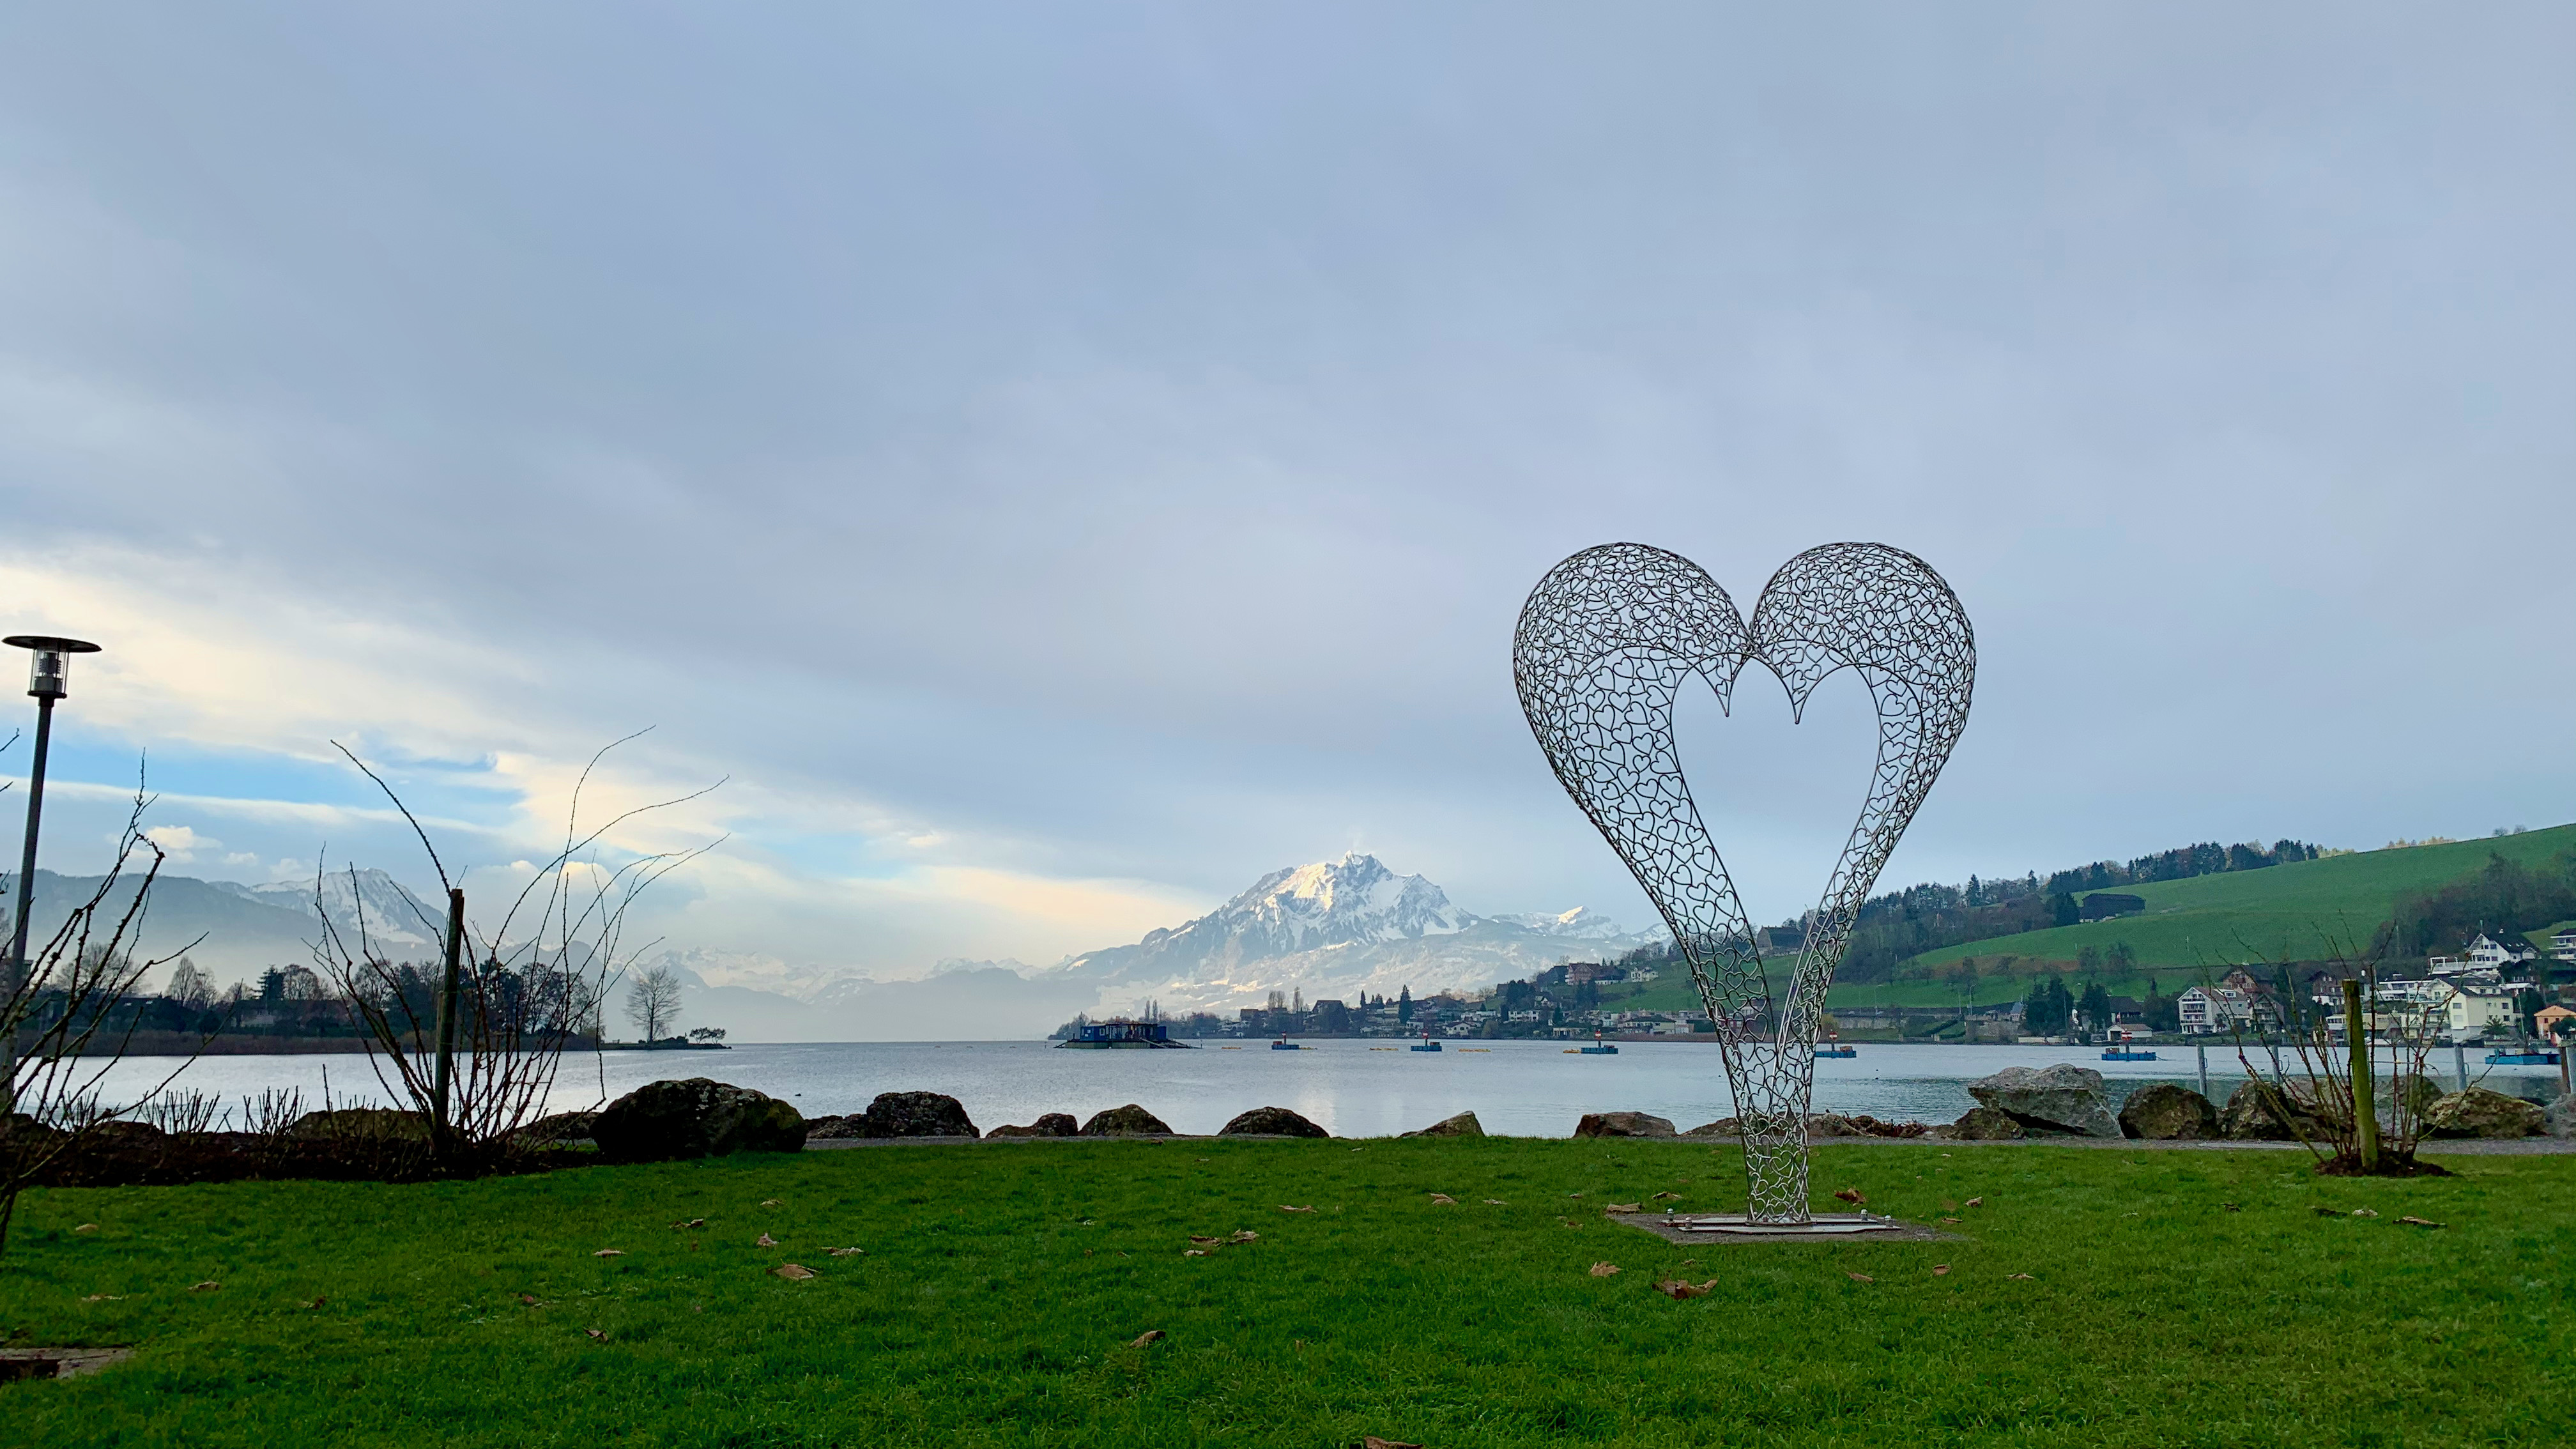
{"left": 1932, "top": 1265, "right": 1951, "bottom": 1276}
{"left": 519, "top": 1294, "right": 548, "bottom": 1307}
{"left": 1362, "top": 1438, "right": 1423, "bottom": 1449}
{"left": 1183, "top": 1250, "right": 1210, "bottom": 1258}
{"left": 73, "top": 1223, "right": 97, "bottom": 1234}
{"left": 301, "top": 1298, "right": 326, "bottom": 1310}
{"left": 584, "top": 1328, "right": 607, "bottom": 1342}
{"left": 82, "top": 1294, "right": 121, "bottom": 1303}
{"left": 1846, "top": 1272, "right": 1874, "bottom": 1284}
{"left": 756, "top": 1234, "right": 779, "bottom": 1246}
{"left": 1278, "top": 1205, "right": 1316, "bottom": 1213}
{"left": 2350, "top": 1209, "right": 2379, "bottom": 1219}
{"left": 670, "top": 1218, "right": 706, "bottom": 1230}
{"left": 1653, "top": 1279, "right": 1708, "bottom": 1300}
{"left": 1940, "top": 1216, "right": 1961, "bottom": 1225}
{"left": 2399, "top": 1216, "right": 2447, "bottom": 1229}
{"left": 1429, "top": 1193, "right": 1457, "bottom": 1206}
{"left": 760, "top": 1199, "right": 782, "bottom": 1208}
{"left": 594, "top": 1248, "right": 625, "bottom": 1258}
{"left": 772, "top": 1263, "right": 815, "bottom": 1280}
{"left": 2310, "top": 1205, "right": 2342, "bottom": 1217}
{"left": 1588, "top": 1262, "right": 1621, "bottom": 1278}
{"left": 1604, "top": 1203, "right": 1641, "bottom": 1214}
{"left": 2007, "top": 1273, "right": 2034, "bottom": 1281}
{"left": 1832, "top": 1188, "right": 1867, "bottom": 1207}
{"left": 1651, "top": 1192, "right": 1682, "bottom": 1202}
{"left": 1129, "top": 1330, "right": 1165, "bottom": 1348}
{"left": 189, "top": 1282, "right": 221, "bottom": 1292}
{"left": 1965, "top": 1197, "right": 1982, "bottom": 1208}
{"left": 1483, "top": 1199, "right": 1505, "bottom": 1206}
{"left": 2223, "top": 1202, "right": 2241, "bottom": 1213}
{"left": 1188, "top": 1236, "right": 1223, "bottom": 1246}
{"left": 1229, "top": 1230, "right": 1259, "bottom": 1244}
{"left": 827, "top": 1247, "right": 865, "bottom": 1257}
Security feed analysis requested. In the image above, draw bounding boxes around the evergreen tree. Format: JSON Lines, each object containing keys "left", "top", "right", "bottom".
{"left": 1397, "top": 985, "right": 1413, "bottom": 1023}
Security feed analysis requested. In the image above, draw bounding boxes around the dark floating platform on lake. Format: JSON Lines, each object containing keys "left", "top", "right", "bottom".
{"left": 1058, "top": 1019, "right": 1193, "bottom": 1050}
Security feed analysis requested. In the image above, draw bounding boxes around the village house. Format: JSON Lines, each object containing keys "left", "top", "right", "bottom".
{"left": 2444, "top": 983, "right": 2521, "bottom": 1039}
{"left": 2178, "top": 985, "right": 2256, "bottom": 1036}
{"left": 2534, "top": 1004, "right": 2576, "bottom": 1041}
{"left": 2466, "top": 932, "right": 2538, "bottom": 969}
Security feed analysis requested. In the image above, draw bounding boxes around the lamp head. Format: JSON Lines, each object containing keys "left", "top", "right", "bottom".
{"left": 3, "top": 636, "right": 102, "bottom": 700}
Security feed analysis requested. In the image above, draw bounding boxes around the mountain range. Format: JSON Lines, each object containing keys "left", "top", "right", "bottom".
{"left": 1031, "top": 852, "right": 1662, "bottom": 1016}
{"left": 17, "top": 853, "right": 1650, "bottom": 1041}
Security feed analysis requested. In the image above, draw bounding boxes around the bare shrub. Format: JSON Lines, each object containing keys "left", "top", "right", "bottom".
{"left": 309, "top": 734, "right": 719, "bottom": 1167}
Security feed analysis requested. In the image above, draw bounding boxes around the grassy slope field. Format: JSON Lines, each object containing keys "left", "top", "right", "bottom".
{"left": 5, "top": 1140, "right": 2573, "bottom": 1447}
{"left": 1604, "top": 824, "right": 2576, "bottom": 1014}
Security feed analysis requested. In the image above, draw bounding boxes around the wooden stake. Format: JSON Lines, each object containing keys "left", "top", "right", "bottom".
{"left": 2343, "top": 977, "right": 2377, "bottom": 1170}
{"left": 431, "top": 887, "right": 464, "bottom": 1153}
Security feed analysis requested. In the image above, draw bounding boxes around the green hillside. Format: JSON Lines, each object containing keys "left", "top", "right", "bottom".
{"left": 1600, "top": 822, "right": 2576, "bottom": 1013}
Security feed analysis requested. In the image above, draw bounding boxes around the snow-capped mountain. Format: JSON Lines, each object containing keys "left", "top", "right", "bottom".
{"left": 1038, "top": 853, "right": 1664, "bottom": 1015}
{"left": 211, "top": 868, "right": 447, "bottom": 954}
{"left": 1487, "top": 906, "right": 1638, "bottom": 940}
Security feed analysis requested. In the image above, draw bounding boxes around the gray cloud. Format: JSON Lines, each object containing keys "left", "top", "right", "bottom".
{"left": 1, "top": 4, "right": 2569, "bottom": 981}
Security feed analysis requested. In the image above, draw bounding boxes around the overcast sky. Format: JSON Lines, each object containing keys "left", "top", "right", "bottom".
{"left": 1, "top": 4, "right": 2569, "bottom": 983}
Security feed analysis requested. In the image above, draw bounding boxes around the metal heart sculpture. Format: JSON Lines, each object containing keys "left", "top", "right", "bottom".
{"left": 1513, "top": 542, "right": 1973, "bottom": 1223}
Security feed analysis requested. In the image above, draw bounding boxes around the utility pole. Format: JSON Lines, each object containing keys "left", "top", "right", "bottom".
{"left": 2343, "top": 977, "right": 2378, "bottom": 1170}
{"left": 430, "top": 887, "right": 464, "bottom": 1155}
{"left": 1, "top": 636, "right": 100, "bottom": 1110}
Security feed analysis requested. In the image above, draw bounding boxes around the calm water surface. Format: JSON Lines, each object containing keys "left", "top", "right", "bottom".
{"left": 87, "top": 1040, "right": 2566, "bottom": 1137}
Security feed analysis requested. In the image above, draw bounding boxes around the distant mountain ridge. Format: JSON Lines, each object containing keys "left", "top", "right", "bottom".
{"left": 4, "top": 866, "right": 443, "bottom": 983}
{"left": 1037, "top": 852, "right": 1664, "bottom": 1015}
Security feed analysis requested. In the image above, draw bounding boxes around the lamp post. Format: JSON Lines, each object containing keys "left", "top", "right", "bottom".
{"left": 1, "top": 634, "right": 101, "bottom": 1100}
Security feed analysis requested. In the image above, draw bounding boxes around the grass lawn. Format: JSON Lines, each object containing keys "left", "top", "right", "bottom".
{"left": 5, "top": 1139, "right": 2573, "bottom": 1446}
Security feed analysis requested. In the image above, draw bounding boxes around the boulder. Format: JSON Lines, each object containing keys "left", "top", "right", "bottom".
{"left": 2118, "top": 1084, "right": 2219, "bottom": 1140}
{"left": 802, "top": 1114, "right": 857, "bottom": 1139}
{"left": 986, "top": 1112, "right": 1080, "bottom": 1139}
{"left": 2423, "top": 1087, "right": 2546, "bottom": 1140}
{"left": 2220, "top": 1080, "right": 2325, "bottom": 1142}
{"left": 286, "top": 1108, "right": 431, "bottom": 1142}
{"left": 1681, "top": 1117, "right": 1740, "bottom": 1137}
{"left": 1401, "top": 1111, "right": 1485, "bottom": 1138}
{"left": 1967, "top": 1064, "right": 2120, "bottom": 1138}
{"left": 1080, "top": 1103, "right": 1173, "bottom": 1137}
{"left": 592, "top": 1078, "right": 806, "bottom": 1162}
{"left": 2546, "top": 1094, "right": 2576, "bottom": 1140}
{"left": 1220, "top": 1106, "right": 1329, "bottom": 1138}
{"left": 853, "top": 1091, "right": 978, "bottom": 1138}
{"left": 1951, "top": 1106, "right": 2025, "bottom": 1141}
{"left": 2384, "top": 1073, "right": 2445, "bottom": 1121}
{"left": 1574, "top": 1111, "right": 1676, "bottom": 1138}
{"left": 514, "top": 1111, "right": 597, "bottom": 1144}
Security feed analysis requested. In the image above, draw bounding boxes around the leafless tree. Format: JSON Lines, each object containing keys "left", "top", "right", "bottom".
{"left": 1, "top": 786, "right": 206, "bottom": 1254}
{"left": 164, "top": 958, "right": 215, "bottom": 1012}
{"left": 626, "top": 963, "right": 682, "bottom": 1045}
{"left": 2216, "top": 928, "right": 2444, "bottom": 1175}
{"left": 308, "top": 732, "right": 719, "bottom": 1165}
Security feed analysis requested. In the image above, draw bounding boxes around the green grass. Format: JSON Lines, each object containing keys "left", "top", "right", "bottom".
{"left": 6, "top": 1140, "right": 2573, "bottom": 1446}
{"left": 1597, "top": 825, "right": 2576, "bottom": 1013}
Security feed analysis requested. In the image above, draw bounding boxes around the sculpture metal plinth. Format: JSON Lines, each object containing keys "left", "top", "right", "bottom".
{"left": 1513, "top": 542, "right": 1974, "bottom": 1224}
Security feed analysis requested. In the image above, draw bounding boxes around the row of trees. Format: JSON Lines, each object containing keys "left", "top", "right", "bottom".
{"left": 2372, "top": 850, "right": 2576, "bottom": 962}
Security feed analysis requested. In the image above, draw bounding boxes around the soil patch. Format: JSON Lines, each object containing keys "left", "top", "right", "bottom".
{"left": 0, "top": 1347, "right": 133, "bottom": 1383}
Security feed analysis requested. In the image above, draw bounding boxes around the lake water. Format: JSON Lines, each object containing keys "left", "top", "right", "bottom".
{"left": 82, "top": 1039, "right": 2569, "bottom": 1137}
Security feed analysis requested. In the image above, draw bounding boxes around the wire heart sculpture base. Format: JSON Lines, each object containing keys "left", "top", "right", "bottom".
{"left": 1514, "top": 542, "right": 1974, "bottom": 1223}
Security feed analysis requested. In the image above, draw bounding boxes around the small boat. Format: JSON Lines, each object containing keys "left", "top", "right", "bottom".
{"left": 1579, "top": 1030, "right": 1619, "bottom": 1055}
{"left": 1271, "top": 1038, "right": 1301, "bottom": 1051}
{"left": 1409, "top": 1034, "right": 1443, "bottom": 1052}
{"left": 2100, "top": 1031, "right": 2157, "bottom": 1061}
{"left": 2486, "top": 1047, "right": 2560, "bottom": 1065}
{"left": 1816, "top": 1035, "right": 1857, "bottom": 1059}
